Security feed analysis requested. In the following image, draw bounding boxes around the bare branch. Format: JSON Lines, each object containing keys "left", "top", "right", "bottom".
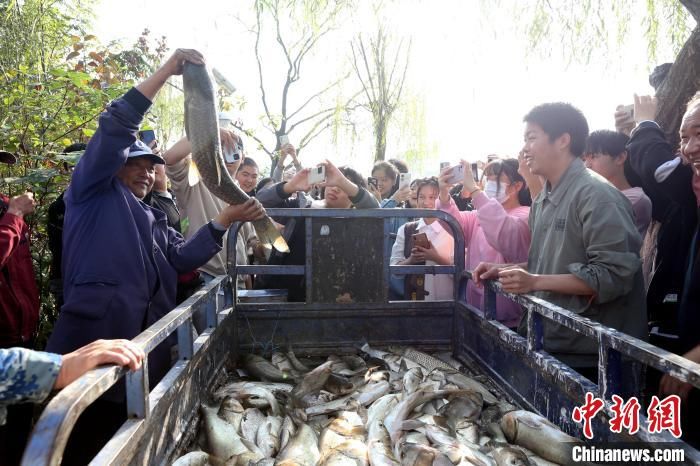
{"left": 287, "top": 73, "right": 350, "bottom": 121}
{"left": 254, "top": 1, "right": 273, "bottom": 124}
{"left": 232, "top": 122, "right": 274, "bottom": 158}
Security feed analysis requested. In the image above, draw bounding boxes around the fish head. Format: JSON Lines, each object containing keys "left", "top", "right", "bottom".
{"left": 500, "top": 411, "right": 518, "bottom": 442}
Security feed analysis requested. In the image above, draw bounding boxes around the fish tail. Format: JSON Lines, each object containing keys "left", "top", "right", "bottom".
{"left": 252, "top": 217, "right": 289, "bottom": 253}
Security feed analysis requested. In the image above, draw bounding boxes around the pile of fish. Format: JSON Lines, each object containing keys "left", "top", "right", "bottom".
{"left": 172, "top": 344, "right": 581, "bottom": 466}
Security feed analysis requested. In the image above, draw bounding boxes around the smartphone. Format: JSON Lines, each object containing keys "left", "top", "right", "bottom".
{"left": 308, "top": 165, "right": 326, "bottom": 184}
{"left": 412, "top": 232, "right": 430, "bottom": 249}
{"left": 368, "top": 176, "right": 378, "bottom": 190}
{"left": 279, "top": 134, "right": 290, "bottom": 146}
{"left": 139, "top": 129, "right": 156, "bottom": 146}
{"left": 223, "top": 145, "right": 241, "bottom": 164}
{"left": 471, "top": 163, "right": 479, "bottom": 183}
{"left": 399, "top": 172, "right": 411, "bottom": 189}
{"left": 623, "top": 104, "right": 634, "bottom": 118}
{"left": 440, "top": 161, "right": 451, "bottom": 173}
{"left": 446, "top": 164, "right": 465, "bottom": 184}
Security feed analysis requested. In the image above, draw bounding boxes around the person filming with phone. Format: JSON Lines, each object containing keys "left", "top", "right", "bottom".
{"left": 391, "top": 177, "right": 454, "bottom": 301}
{"left": 256, "top": 159, "right": 379, "bottom": 301}
{"left": 438, "top": 158, "right": 533, "bottom": 328}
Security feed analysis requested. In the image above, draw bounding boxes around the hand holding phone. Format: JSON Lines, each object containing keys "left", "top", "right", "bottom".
{"left": 412, "top": 232, "right": 430, "bottom": 250}
{"left": 368, "top": 176, "right": 378, "bottom": 190}
{"left": 446, "top": 164, "right": 465, "bottom": 184}
{"left": 308, "top": 165, "right": 326, "bottom": 184}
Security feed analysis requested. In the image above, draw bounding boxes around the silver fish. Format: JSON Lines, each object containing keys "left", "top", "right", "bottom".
{"left": 491, "top": 446, "right": 532, "bottom": 466}
{"left": 279, "top": 415, "right": 296, "bottom": 452}
{"left": 243, "top": 354, "right": 294, "bottom": 383}
{"left": 171, "top": 451, "right": 223, "bottom": 466}
{"left": 291, "top": 361, "right": 334, "bottom": 404}
{"left": 354, "top": 380, "right": 391, "bottom": 407}
{"left": 444, "top": 371, "right": 498, "bottom": 405}
{"left": 200, "top": 404, "right": 250, "bottom": 461}
{"left": 182, "top": 63, "right": 288, "bottom": 253}
{"left": 402, "top": 367, "right": 424, "bottom": 397}
{"left": 500, "top": 410, "right": 580, "bottom": 465}
{"left": 257, "top": 415, "right": 283, "bottom": 458}
{"left": 217, "top": 396, "right": 245, "bottom": 432}
{"left": 233, "top": 386, "right": 282, "bottom": 416}
{"left": 275, "top": 423, "right": 320, "bottom": 466}
{"left": 242, "top": 408, "right": 268, "bottom": 445}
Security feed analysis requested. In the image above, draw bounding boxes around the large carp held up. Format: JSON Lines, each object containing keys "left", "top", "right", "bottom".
{"left": 181, "top": 62, "right": 289, "bottom": 253}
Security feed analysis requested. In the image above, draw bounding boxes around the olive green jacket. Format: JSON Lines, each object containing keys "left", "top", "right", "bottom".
{"left": 524, "top": 158, "right": 647, "bottom": 367}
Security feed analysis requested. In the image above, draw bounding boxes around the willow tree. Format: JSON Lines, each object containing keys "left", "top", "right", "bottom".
{"left": 518, "top": 0, "right": 698, "bottom": 148}
{"left": 241, "top": 0, "right": 360, "bottom": 170}
{"left": 351, "top": 26, "right": 410, "bottom": 162}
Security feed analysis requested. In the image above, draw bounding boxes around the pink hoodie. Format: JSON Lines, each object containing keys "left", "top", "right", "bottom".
{"left": 437, "top": 192, "right": 531, "bottom": 327}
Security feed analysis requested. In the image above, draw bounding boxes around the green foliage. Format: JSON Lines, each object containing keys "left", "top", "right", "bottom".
{"left": 512, "top": 0, "right": 693, "bottom": 67}
{"left": 0, "top": 0, "right": 172, "bottom": 348}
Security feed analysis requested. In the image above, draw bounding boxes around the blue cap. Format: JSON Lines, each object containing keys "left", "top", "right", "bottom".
{"left": 127, "top": 140, "right": 164, "bottom": 165}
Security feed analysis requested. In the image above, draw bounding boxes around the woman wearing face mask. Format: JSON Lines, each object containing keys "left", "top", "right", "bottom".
{"left": 437, "top": 158, "right": 532, "bottom": 328}
{"left": 391, "top": 177, "right": 454, "bottom": 301}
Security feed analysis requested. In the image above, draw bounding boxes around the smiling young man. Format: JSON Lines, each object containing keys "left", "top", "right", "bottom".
{"left": 474, "top": 102, "right": 646, "bottom": 376}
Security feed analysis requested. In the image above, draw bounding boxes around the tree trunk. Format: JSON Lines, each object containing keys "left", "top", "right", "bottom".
{"left": 374, "top": 115, "right": 387, "bottom": 162}
{"left": 656, "top": 23, "right": 700, "bottom": 149}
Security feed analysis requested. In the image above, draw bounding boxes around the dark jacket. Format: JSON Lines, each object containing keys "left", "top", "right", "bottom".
{"left": 0, "top": 197, "right": 39, "bottom": 346}
{"left": 256, "top": 182, "right": 379, "bottom": 301}
{"left": 145, "top": 190, "right": 182, "bottom": 233}
{"left": 627, "top": 121, "right": 698, "bottom": 348}
{"left": 46, "top": 88, "right": 223, "bottom": 398}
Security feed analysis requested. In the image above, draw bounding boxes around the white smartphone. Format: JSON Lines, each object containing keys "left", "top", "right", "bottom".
{"left": 447, "top": 164, "right": 465, "bottom": 184}
{"left": 279, "top": 134, "right": 290, "bottom": 146}
{"left": 399, "top": 172, "right": 411, "bottom": 189}
{"left": 308, "top": 165, "right": 326, "bottom": 184}
{"left": 440, "top": 162, "right": 451, "bottom": 173}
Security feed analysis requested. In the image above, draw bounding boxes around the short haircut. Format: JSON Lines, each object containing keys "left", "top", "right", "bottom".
{"left": 523, "top": 102, "right": 589, "bottom": 157}
{"left": 238, "top": 157, "right": 259, "bottom": 171}
{"left": 686, "top": 90, "right": 700, "bottom": 114}
{"left": 339, "top": 166, "right": 366, "bottom": 189}
{"left": 585, "top": 130, "right": 629, "bottom": 158}
{"left": 371, "top": 161, "right": 398, "bottom": 181}
{"left": 484, "top": 158, "right": 532, "bottom": 206}
{"left": 387, "top": 158, "right": 408, "bottom": 174}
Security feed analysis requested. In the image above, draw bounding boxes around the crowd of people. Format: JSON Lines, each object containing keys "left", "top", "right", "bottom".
{"left": 1, "top": 49, "right": 700, "bottom": 461}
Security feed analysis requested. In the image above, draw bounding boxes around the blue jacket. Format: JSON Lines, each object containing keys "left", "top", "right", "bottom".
{"left": 46, "top": 88, "right": 223, "bottom": 398}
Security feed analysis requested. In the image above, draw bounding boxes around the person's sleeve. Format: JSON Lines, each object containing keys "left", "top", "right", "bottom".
{"left": 351, "top": 187, "right": 380, "bottom": 209}
{"left": 381, "top": 198, "right": 398, "bottom": 208}
{"left": 271, "top": 160, "right": 284, "bottom": 183}
{"left": 165, "top": 223, "right": 223, "bottom": 273}
{"left": 568, "top": 196, "right": 642, "bottom": 304}
{"left": 166, "top": 158, "right": 190, "bottom": 187}
{"left": 473, "top": 192, "right": 531, "bottom": 262}
{"left": 68, "top": 88, "right": 152, "bottom": 203}
{"left": 0, "top": 348, "right": 62, "bottom": 410}
{"left": 257, "top": 182, "right": 299, "bottom": 208}
{"left": 435, "top": 196, "right": 475, "bottom": 245}
{"left": 627, "top": 121, "right": 694, "bottom": 207}
{"left": 390, "top": 225, "right": 407, "bottom": 265}
{"left": 0, "top": 213, "right": 25, "bottom": 268}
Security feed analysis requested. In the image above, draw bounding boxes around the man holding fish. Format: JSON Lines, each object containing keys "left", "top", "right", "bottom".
{"left": 46, "top": 49, "right": 266, "bottom": 464}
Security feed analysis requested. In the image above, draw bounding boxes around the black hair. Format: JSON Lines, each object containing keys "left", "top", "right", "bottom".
{"left": 523, "top": 102, "right": 589, "bottom": 158}
{"left": 339, "top": 166, "right": 366, "bottom": 189}
{"left": 371, "top": 161, "right": 398, "bottom": 181}
{"left": 585, "top": 130, "right": 643, "bottom": 188}
{"left": 415, "top": 177, "right": 439, "bottom": 197}
{"left": 256, "top": 176, "right": 274, "bottom": 192}
{"left": 387, "top": 158, "right": 408, "bottom": 174}
{"left": 649, "top": 63, "right": 672, "bottom": 91}
{"left": 238, "top": 157, "right": 259, "bottom": 171}
{"left": 585, "top": 130, "right": 629, "bottom": 158}
{"left": 62, "top": 142, "right": 87, "bottom": 153}
{"left": 483, "top": 158, "right": 532, "bottom": 206}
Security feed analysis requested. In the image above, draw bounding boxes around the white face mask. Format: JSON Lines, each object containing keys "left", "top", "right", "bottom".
{"left": 484, "top": 180, "right": 509, "bottom": 203}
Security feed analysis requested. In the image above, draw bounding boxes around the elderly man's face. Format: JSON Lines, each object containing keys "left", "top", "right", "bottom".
{"left": 117, "top": 157, "right": 156, "bottom": 199}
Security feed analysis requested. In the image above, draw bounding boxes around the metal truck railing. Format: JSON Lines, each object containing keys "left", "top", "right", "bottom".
{"left": 22, "top": 207, "right": 700, "bottom": 465}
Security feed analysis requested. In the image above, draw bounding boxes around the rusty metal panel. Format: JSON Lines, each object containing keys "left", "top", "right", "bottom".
{"left": 309, "top": 217, "right": 387, "bottom": 304}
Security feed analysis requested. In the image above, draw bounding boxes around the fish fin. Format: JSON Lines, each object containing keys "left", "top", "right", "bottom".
{"left": 215, "top": 159, "right": 222, "bottom": 185}
{"left": 188, "top": 159, "right": 201, "bottom": 186}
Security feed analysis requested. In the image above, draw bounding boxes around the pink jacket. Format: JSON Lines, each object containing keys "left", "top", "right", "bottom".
{"left": 437, "top": 192, "right": 531, "bottom": 327}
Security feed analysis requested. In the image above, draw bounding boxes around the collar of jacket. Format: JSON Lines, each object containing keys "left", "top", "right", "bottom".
{"left": 538, "top": 157, "right": 586, "bottom": 208}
